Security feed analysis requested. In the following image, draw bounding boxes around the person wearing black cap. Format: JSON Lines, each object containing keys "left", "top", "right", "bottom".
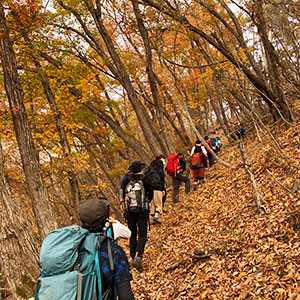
{"left": 120, "top": 161, "right": 153, "bottom": 271}
{"left": 80, "top": 198, "right": 135, "bottom": 300}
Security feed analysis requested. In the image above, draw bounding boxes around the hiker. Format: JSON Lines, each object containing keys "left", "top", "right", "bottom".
{"left": 190, "top": 146, "right": 208, "bottom": 190}
{"left": 236, "top": 127, "right": 246, "bottom": 139}
{"left": 80, "top": 198, "right": 135, "bottom": 299}
{"left": 147, "top": 156, "right": 166, "bottom": 224}
{"left": 210, "top": 136, "right": 217, "bottom": 153}
{"left": 120, "top": 161, "right": 153, "bottom": 271}
{"left": 166, "top": 153, "right": 191, "bottom": 204}
{"left": 156, "top": 154, "right": 168, "bottom": 212}
{"left": 204, "top": 136, "right": 214, "bottom": 166}
{"left": 215, "top": 137, "right": 222, "bottom": 154}
{"left": 190, "top": 140, "right": 207, "bottom": 157}
{"left": 35, "top": 197, "right": 135, "bottom": 300}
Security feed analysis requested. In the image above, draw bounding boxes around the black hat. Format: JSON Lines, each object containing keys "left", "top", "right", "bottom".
{"left": 80, "top": 198, "right": 110, "bottom": 232}
{"left": 195, "top": 140, "right": 201, "bottom": 146}
{"left": 128, "top": 160, "right": 146, "bottom": 173}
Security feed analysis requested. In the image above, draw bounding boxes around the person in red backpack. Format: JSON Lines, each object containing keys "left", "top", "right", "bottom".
{"left": 166, "top": 153, "right": 191, "bottom": 204}
{"left": 190, "top": 146, "right": 208, "bottom": 190}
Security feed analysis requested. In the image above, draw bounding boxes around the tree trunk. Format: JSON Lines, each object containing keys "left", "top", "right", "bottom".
{"left": 20, "top": 30, "right": 81, "bottom": 220}
{"left": 0, "top": 3, "right": 57, "bottom": 239}
{"left": 84, "top": 101, "right": 151, "bottom": 163}
{"left": 131, "top": 0, "right": 175, "bottom": 154}
{"left": 253, "top": 0, "right": 293, "bottom": 122}
{"left": 238, "top": 138, "right": 265, "bottom": 214}
{"left": 0, "top": 140, "right": 40, "bottom": 300}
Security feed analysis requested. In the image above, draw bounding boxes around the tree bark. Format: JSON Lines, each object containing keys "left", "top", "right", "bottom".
{"left": 140, "top": 0, "right": 292, "bottom": 122}
{"left": 20, "top": 30, "right": 81, "bottom": 220}
{"left": 0, "top": 2, "right": 57, "bottom": 239}
{"left": 0, "top": 140, "right": 40, "bottom": 300}
{"left": 131, "top": 0, "right": 175, "bottom": 154}
{"left": 57, "top": 0, "right": 167, "bottom": 156}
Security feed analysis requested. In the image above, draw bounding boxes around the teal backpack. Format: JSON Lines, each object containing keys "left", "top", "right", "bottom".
{"left": 34, "top": 225, "right": 115, "bottom": 300}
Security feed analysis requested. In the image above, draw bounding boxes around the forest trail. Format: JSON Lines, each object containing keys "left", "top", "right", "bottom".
{"left": 127, "top": 122, "right": 300, "bottom": 299}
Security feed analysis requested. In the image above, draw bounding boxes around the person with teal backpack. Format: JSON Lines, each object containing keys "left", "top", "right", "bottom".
{"left": 35, "top": 198, "right": 134, "bottom": 300}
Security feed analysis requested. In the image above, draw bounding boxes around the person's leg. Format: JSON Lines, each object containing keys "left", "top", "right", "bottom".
{"left": 153, "top": 190, "right": 163, "bottom": 223}
{"left": 176, "top": 173, "right": 191, "bottom": 195}
{"left": 192, "top": 169, "right": 198, "bottom": 190}
{"left": 149, "top": 193, "right": 156, "bottom": 223}
{"left": 136, "top": 212, "right": 148, "bottom": 257}
{"left": 127, "top": 212, "right": 137, "bottom": 259}
{"left": 162, "top": 188, "right": 166, "bottom": 206}
{"left": 172, "top": 176, "right": 180, "bottom": 203}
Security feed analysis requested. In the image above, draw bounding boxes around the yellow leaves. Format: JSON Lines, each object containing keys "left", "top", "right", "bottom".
{"left": 201, "top": 290, "right": 209, "bottom": 299}
{"left": 264, "top": 192, "right": 273, "bottom": 199}
{"left": 238, "top": 272, "right": 247, "bottom": 278}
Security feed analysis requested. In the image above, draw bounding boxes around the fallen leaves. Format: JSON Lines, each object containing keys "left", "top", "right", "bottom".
{"left": 126, "top": 122, "right": 300, "bottom": 299}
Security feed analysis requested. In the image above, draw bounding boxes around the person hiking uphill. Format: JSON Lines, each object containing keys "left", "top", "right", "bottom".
{"left": 80, "top": 198, "right": 135, "bottom": 299}
{"left": 190, "top": 140, "right": 207, "bottom": 157}
{"left": 204, "top": 136, "right": 214, "bottom": 167}
{"left": 147, "top": 157, "right": 166, "bottom": 224}
{"left": 156, "top": 154, "right": 168, "bottom": 212}
{"left": 120, "top": 161, "right": 153, "bottom": 271}
{"left": 166, "top": 153, "right": 190, "bottom": 204}
{"left": 35, "top": 197, "right": 135, "bottom": 300}
{"left": 190, "top": 146, "right": 208, "bottom": 191}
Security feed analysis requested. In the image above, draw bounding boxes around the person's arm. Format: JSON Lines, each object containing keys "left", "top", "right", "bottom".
{"left": 120, "top": 175, "right": 129, "bottom": 201}
{"left": 116, "top": 281, "right": 135, "bottom": 300}
{"left": 180, "top": 157, "right": 186, "bottom": 173}
{"left": 112, "top": 221, "right": 131, "bottom": 239}
{"left": 190, "top": 146, "right": 195, "bottom": 156}
{"left": 143, "top": 176, "right": 154, "bottom": 201}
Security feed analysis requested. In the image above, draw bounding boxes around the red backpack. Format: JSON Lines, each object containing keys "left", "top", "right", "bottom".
{"left": 166, "top": 154, "right": 180, "bottom": 175}
{"left": 190, "top": 152, "right": 202, "bottom": 169}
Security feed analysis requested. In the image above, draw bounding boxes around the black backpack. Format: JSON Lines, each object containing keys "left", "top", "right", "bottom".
{"left": 144, "top": 166, "right": 161, "bottom": 190}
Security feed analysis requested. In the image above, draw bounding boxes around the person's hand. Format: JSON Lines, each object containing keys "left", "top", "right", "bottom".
{"left": 109, "top": 216, "right": 116, "bottom": 223}
{"left": 162, "top": 190, "right": 165, "bottom": 196}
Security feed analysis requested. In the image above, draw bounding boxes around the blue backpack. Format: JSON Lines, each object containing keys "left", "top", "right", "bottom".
{"left": 34, "top": 225, "right": 115, "bottom": 300}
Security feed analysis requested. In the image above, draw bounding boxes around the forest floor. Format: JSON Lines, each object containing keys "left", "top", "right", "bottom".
{"left": 126, "top": 120, "right": 300, "bottom": 299}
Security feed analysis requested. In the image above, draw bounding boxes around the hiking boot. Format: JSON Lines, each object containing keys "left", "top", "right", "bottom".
{"left": 132, "top": 256, "right": 143, "bottom": 272}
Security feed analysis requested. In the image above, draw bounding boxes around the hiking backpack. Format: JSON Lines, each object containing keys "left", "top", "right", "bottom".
{"left": 34, "top": 225, "right": 115, "bottom": 300}
{"left": 166, "top": 154, "right": 180, "bottom": 175}
{"left": 144, "top": 166, "right": 161, "bottom": 190}
{"left": 210, "top": 138, "right": 216, "bottom": 150}
{"left": 125, "top": 175, "right": 147, "bottom": 213}
{"left": 190, "top": 152, "right": 203, "bottom": 169}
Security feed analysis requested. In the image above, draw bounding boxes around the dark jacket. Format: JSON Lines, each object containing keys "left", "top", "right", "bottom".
{"left": 120, "top": 173, "right": 154, "bottom": 202}
{"left": 150, "top": 160, "right": 166, "bottom": 191}
{"left": 98, "top": 239, "right": 134, "bottom": 300}
{"left": 178, "top": 156, "right": 186, "bottom": 174}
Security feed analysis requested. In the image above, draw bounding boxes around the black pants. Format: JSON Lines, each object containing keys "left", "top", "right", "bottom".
{"left": 171, "top": 173, "right": 191, "bottom": 203}
{"left": 127, "top": 211, "right": 149, "bottom": 259}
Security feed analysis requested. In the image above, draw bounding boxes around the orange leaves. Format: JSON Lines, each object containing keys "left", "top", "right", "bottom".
{"left": 128, "top": 121, "right": 300, "bottom": 299}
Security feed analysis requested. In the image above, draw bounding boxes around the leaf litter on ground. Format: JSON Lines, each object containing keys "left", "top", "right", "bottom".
{"left": 121, "top": 120, "right": 300, "bottom": 300}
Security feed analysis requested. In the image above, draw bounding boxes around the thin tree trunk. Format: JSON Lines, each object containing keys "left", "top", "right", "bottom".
{"left": 0, "top": 140, "right": 40, "bottom": 300}
{"left": 20, "top": 30, "right": 81, "bottom": 219}
{"left": 238, "top": 138, "right": 265, "bottom": 214}
{"left": 0, "top": 3, "right": 57, "bottom": 238}
{"left": 131, "top": 0, "right": 175, "bottom": 154}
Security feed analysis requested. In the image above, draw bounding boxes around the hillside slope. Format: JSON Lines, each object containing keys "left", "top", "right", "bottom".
{"left": 129, "top": 121, "right": 300, "bottom": 299}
